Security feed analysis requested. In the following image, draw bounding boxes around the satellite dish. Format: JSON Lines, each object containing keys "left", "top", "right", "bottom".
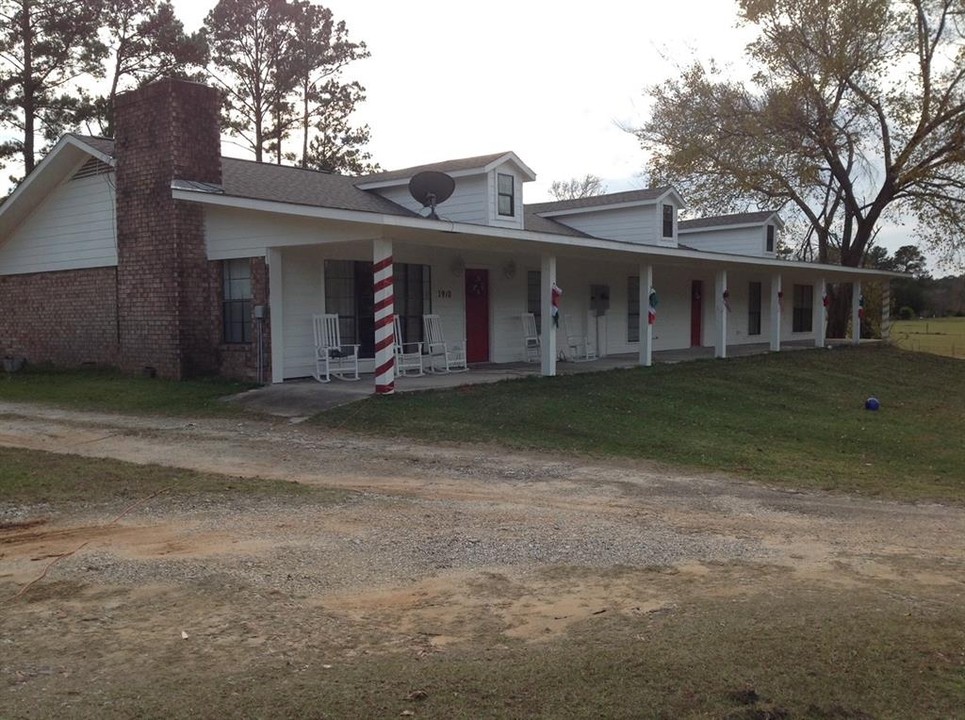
{"left": 408, "top": 171, "right": 455, "bottom": 220}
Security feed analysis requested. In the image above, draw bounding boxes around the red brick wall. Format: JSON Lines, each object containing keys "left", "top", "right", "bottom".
{"left": 0, "top": 267, "right": 119, "bottom": 367}
{"left": 114, "top": 79, "right": 222, "bottom": 379}
{"left": 208, "top": 256, "right": 272, "bottom": 381}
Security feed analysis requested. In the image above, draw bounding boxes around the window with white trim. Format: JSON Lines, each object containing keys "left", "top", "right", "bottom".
{"left": 792, "top": 284, "right": 813, "bottom": 332}
{"left": 223, "top": 259, "right": 252, "bottom": 343}
{"left": 766, "top": 224, "right": 775, "bottom": 252}
{"left": 497, "top": 173, "right": 515, "bottom": 216}
{"left": 662, "top": 204, "right": 674, "bottom": 238}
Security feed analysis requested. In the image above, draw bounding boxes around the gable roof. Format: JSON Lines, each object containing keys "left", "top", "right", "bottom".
{"left": 528, "top": 186, "right": 684, "bottom": 217}
{"left": 355, "top": 151, "right": 537, "bottom": 188}
{"left": 679, "top": 211, "right": 784, "bottom": 232}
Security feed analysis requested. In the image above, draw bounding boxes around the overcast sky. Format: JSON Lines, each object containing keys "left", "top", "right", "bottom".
{"left": 172, "top": 0, "right": 755, "bottom": 202}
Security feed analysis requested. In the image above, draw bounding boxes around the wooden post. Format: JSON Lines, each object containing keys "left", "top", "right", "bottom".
{"left": 373, "top": 238, "right": 395, "bottom": 394}
{"left": 770, "top": 272, "right": 782, "bottom": 352}
{"left": 540, "top": 254, "right": 557, "bottom": 377}
{"left": 639, "top": 263, "right": 653, "bottom": 367}
{"left": 268, "top": 248, "right": 284, "bottom": 383}
{"left": 714, "top": 269, "right": 728, "bottom": 358}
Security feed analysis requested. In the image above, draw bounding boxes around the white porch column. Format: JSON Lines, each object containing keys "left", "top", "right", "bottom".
{"left": 373, "top": 238, "right": 395, "bottom": 394}
{"left": 267, "top": 248, "right": 285, "bottom": 383}
{"left": 851, "top": 280, "right": 862, "bottom": 346}
{"left": 639, "top": 263, "right": 653, "bottom": 367}
{"left": 540, "top": 253, "right": 557, "bottom": 377}
{"left": 881, "top": 282, "right": 892, "bottom": 340}
{"left": 769, "top": 272, "right": 783, "bottom": 352}
{"left": 813, "top": 277, "right": 827, "bottom": 347}
{"left": 714, "top": 269, "right": 728, "bottom": 358}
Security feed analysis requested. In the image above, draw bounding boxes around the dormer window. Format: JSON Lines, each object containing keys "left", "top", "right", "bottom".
{"left": 497, "top": 173, "right": 515, "bottom": 216}
{"left": 662, "top": 204, "right": 674, "bottom": 238}
{"left": 766, "top": 224, "right": 775, "bottom": 252}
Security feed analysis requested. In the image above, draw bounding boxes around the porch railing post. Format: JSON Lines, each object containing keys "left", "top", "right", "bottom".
{"left": 770, "top": 272, "right": 782, "bottom": 352}
{"left": 639, "top": 263, "right": 653, "bottom": 367}
{"left": 373, "top": 238, "right": 395, "bottom": 394}
{"left": 540, "top": 253, "right": 557, "bottom": 377}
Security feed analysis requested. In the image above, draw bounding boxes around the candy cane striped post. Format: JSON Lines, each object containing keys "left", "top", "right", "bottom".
{"left": 373, "top": 239, "right": 395, "bottom": 394}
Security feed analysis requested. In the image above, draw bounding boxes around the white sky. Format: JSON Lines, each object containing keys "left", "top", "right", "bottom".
{"left": 172, "top": 0, "right": 756, "bottom": 202}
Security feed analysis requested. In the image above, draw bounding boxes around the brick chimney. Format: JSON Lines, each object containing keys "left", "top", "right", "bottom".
{"left": 114, "top": 78, "right": 222, "bottom": 379}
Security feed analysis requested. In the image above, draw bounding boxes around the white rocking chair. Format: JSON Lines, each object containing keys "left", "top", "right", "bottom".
{"left": 520, "top": 312, "right": 541, "bottom": 363}
{"left": 393, "top": 314, "right": 424, "bottom": 377}
{"left": 561, "top": 313, "right": 596, "bottom": 362}
{"left": 312, "top": 313, "right": 360, "bottom": 382}
{"left": 422, "top": 314, "right": 468, "bottom": 373}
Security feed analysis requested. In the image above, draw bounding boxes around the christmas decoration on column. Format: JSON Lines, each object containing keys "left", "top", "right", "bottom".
{"left": 648, "top": 287, "right": 659, "bottom": 325}
{"left": 551, "top": 282, "right": 562, "bottom": 327}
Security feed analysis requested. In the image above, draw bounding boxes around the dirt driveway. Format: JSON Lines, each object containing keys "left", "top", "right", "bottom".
{"left": 1, "top": 401, "right": 963, "bottom": 717}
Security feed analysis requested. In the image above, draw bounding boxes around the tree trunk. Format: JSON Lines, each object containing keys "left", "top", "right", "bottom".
{"left": 21, "top": 2, "right": 35, "bottom": 174}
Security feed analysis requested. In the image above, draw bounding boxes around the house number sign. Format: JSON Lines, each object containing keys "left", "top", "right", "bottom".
{"left": 437, "top": 289, "right": 453, "bottom": 299}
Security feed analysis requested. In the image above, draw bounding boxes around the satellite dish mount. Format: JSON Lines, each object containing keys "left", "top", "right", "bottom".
{"left": 408, "top": 171, "right": 455, "bottom": 220}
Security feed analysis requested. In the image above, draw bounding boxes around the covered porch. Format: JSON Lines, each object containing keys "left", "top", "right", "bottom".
{"left": 260, "top": 221, "right": 889, "bottom": 391}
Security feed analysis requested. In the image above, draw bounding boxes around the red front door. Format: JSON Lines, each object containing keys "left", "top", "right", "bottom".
{"left": 465, "top": 269, "right": 490, "bottom": 363}
{"left": 691, "top": 280, "right": 703, "bottom": 347}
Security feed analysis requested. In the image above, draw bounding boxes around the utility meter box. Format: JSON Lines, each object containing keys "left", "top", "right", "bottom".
{"left": 590, "top": 284, "right": 610, "bottom": 316}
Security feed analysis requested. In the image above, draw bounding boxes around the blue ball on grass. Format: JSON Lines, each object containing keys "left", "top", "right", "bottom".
{"left": 864, "top": 397, "right": 880, "bottom": 411}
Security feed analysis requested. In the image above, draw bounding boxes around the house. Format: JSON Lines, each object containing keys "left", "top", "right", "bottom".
{"left": 0, "top": 78, "right": 896, "bottom": 391}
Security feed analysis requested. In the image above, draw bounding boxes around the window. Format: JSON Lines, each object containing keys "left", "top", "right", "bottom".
{"left": 223, "top": 258, "right": 252, "bottom": 343}
{"left": 748, "top": 282, "right": 762, "bottom": 336}
{"left": 766, "top": 224, "right": 775, "bottom": 252}
{"left": 527, "top": 270, "right": 542, "bottom": 328}
{"left": 628, "top": 275, "right": 640, "bottom": 342}
{"left": 394, "top": 263, "right": 432, "bottom": 350}
{"left": 497, "top": 173, "right": 515, "bottom": 216}
{"left": 324, "top": 260, "right": 430, "bottom": 358}
{"left": 792, "top": 284, "right": 813, "bottom": 333}
{"left": 662, "top": 204, "right": 674, "bottom": 238}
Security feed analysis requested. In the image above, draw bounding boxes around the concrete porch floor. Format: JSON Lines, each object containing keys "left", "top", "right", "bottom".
{"left": 228, "top": 339, "right": 840, "bottom": 419}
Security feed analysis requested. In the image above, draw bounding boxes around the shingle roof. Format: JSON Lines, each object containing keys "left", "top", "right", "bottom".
{"left": 522, "top": 209, "right": 594, "bottom": 238}
{"left": 70, "top": 134, "right": 117, "bottom": 159}
{"left": 69, "top": 135, "right": 416, "bottom": 217}
{"left": 220, "top": 158, "right": 416, "bottom": 216}
{"left": 527, "top": 187, "right": 673, "bottom": 214}
{"left": 356, "top": 152, "right": 516, "bottom": 184}
{"left": 678, "top": 211, "right": 778, "bottom": 230}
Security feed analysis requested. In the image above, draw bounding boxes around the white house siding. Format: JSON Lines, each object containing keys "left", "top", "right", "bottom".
{"left": 205, "top": 206, "right": 377, "bottom": 259}
{"left": 547, "top": 206, "right": 662, "bottom": 246}
{"left": 373, "top": 176, "right": 490, "bottom": 225}
{"left": 679, "top": 226, "right": 764, "bottom": 257}
{"left": 0, "top": 173, "right": 117, "bottom": 275}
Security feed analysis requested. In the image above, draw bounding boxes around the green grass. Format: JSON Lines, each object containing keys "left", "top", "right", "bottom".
{"left": 0, "top": 365, "right": 255, "bottom": 416}
{"left": 317, "top": 345, "right": 965, "bottom": 503}
{"left": 892, "top": 317, "right": 965, "bottom": 359}
{"left": 0, "top": 446, "right": 346, "bottom": 506}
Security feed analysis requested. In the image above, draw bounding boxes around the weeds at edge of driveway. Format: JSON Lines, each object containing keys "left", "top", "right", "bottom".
{"left": 0, "top": 365, "right": 256, "bottom": 417}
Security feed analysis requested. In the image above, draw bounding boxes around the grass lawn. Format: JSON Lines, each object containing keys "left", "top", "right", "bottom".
{"left": 0, "top": 445, "right": 347, "bottom": 506}
{"left": 317, "top": 345, "right": 965, "bottom": 503}
{"left": 891, "top": 316, "right": 965, "bottom": 359}
{"left": 0, "top": 365, "right": 254, "bottom": 416}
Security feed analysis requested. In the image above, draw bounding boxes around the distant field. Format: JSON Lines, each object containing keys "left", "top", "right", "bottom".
{"left": 890, "top": 317, "right": 965, "bottom": 359}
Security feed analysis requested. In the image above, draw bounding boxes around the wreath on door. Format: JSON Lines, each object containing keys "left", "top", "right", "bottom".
{"left": 467, "top": 277, "right": 485, "bottom": 297}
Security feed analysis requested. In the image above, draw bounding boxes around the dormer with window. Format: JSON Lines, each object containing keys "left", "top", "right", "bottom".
{"left": 526, "top": 187, "right": 684, "bottom": 246}
{"left": 677, "top": 211, "right": 784, "bottom": 257}
{"left": 355, "top": 152, "right": 535, "bottom": 229}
